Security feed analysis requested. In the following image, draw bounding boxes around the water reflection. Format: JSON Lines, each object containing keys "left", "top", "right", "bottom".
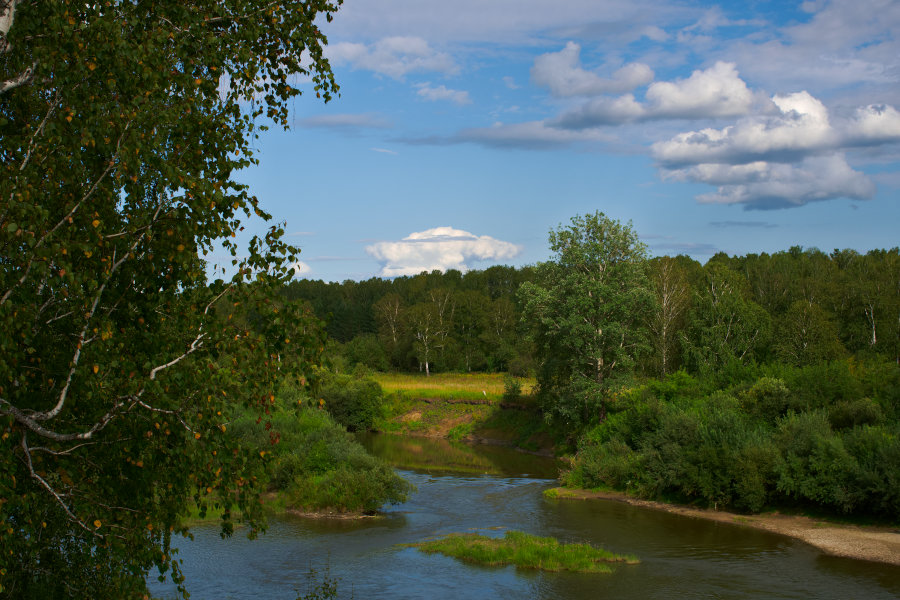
{"left": 149, "top": 434, "right": 900, "bottom": 600}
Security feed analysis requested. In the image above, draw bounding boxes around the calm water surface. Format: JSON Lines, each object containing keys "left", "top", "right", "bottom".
{"left": 149, "top": 435, "right": 900, "bottom": 599}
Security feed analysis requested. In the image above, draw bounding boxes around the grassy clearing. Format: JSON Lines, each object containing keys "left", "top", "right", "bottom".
{"left": 369, "top": 372, "right": 563, "bottom": 454}
{"left": 405, "top": 530, "right": 638, "bottom": 573}
{"left": 373, "top": 372, "right": 535, "bottom": 403}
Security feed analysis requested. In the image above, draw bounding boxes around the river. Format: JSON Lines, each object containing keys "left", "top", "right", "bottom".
{"left": 148, "top": 434, "right": 900, "bottom": 599}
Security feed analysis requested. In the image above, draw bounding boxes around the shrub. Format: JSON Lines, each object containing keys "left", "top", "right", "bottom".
{"left": 233, "top": 402, "right": 412, "bottom": 514}
{"left": 502, "top": 375, "right": 523, "bottom": 403}
{"left": 828, "top": 398, "right": 884, "bottom": 430}
{"left": 319, "top": 371, "right": 385, "bottom": 432}
{"left": 741, "top": 377, "right": 791, "bottom": 424}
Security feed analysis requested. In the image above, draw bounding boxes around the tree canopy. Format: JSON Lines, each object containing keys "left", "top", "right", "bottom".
{"left": 1, "top": 0, "right": 340, "bottom": 596}
{"left": 520, "top": 212, "right": 653, "bottom": 425}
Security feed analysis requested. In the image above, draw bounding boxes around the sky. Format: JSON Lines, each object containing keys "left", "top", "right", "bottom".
{"left": 224, "top": 0, "right": 900, "bottom": 282}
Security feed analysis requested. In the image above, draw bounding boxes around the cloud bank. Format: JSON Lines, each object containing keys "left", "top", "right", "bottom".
{"left": 366, "top": 227, "right": 521, "bottom": 277}
{"left": 653, "top": 92, "right": 900, "bottom": 209}
{"left": 553, "top": 61, "right": 755, "bottom": 128}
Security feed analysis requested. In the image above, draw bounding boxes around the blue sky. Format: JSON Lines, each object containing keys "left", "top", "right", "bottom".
{"left": 226, "top": 0, "right": 899, "bottom": 282}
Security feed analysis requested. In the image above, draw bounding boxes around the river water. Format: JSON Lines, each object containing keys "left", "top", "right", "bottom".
{"left": 149, "top": 435, "right": 900, "bottom": 599}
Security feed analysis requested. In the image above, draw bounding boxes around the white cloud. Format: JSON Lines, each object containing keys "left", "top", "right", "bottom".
{"left": 291, "top": 261, "right": 312, "bottom": 276}
{"left": 650, "top": 89, "right": 900, "bottom": 208}
{"left": 370, "top": 147, "right": 398, "bottom": 155}
{"left": 645, "top": 61, "right": 754, "bottom": 118}
{"left": 327, "top": 37, "right": 457, "bottom": 79}
{"left": 652, "top": 91, "right": 835, "bottom": 166}
{"left": 502, "top": 76, "right": 520, "bottom": 90}
{"left": 415, "top": 83, "right": 472, "bottom": 105}
{"left": 847, "top": 104, "right": 900, "bottom": 145}
{"left": 554, "top": 62, "right": 755, "bottom": 128}
{"left": 552, "top": 94, "right": 647, "bottom": 127}
{"left": 365, "top": 227, "right": 521, "bottom": 277}
{"left": 653, "top": 93, "right": 900, "bottom": 167}
{"left": 530, "top": 42, "right": 653, "bottom": 97}
{"left": 680, "top": 154, "right": 876, "bottom": 209}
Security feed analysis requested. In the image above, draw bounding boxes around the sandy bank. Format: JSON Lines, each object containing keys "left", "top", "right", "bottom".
{"left": 546, "top": 487, "right": 900, "bottom": 566}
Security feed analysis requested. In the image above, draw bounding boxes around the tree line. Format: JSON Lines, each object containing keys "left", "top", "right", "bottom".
{"left": 284, "top": 238, "right": 899, "bottom": 390}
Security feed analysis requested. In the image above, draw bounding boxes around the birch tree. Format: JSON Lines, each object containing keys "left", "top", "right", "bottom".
{"left": 0, "top": 0, "right": 340, "bottom": 596}
{"left": 647, "top": 256, "right": 690, "bottom": 376}
{"left": 520, "top": 212, "right": 653, "bottom": 425}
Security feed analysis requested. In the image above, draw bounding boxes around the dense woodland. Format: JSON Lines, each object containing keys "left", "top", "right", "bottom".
{"left": 286, "top": 246, "right": 899, "bottom": 379}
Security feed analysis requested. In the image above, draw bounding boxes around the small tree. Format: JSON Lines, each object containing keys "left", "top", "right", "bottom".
{"left": 407, "top": 302, "right": 442, "bottom": 376}
{"left": 520, "top": 212, "right": 653, "bottom": 426}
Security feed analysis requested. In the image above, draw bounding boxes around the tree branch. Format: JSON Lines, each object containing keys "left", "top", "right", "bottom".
{"left": 20, "top": 433, "right": 100, "bottom": 536}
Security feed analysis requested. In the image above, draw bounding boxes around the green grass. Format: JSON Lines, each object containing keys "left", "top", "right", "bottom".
{"left": 373, "top": 372, "right": 535, "bottom": 403}
{"left": 405, "top": 530, "right": 638, "bottom": 573}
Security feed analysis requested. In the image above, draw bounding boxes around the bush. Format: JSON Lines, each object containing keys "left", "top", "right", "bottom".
{"left": 741, "top": 377, "right": 791, "bottom": 424}
{"left": 232, "top": 402, "right": 412, "bottom": 514}
{"left": 319, "top": 371, "right": 385, "bottom": 432}
{"left": 788, "top": 361, "right": 863, "bottom": 411}
{"left": 828, "top": 398, "right": 883, "bottom": 430}
{"left": 502, "top": 375, "right": 523, "bottom": 403}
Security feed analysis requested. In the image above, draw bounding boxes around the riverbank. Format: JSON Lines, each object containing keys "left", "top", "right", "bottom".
{"left": 545, "top": 487, "right": 900, "bottom": 566}
{"left": 374, "top": 393, "right": 560, "bottom": 454}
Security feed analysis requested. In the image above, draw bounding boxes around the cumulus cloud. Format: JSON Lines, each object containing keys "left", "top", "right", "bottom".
{"left": 554, "top": 62, "right": 754, "bottom": 128}
{"left": 530, "top": 42, "right": 653, "bottom": 97}
{"left": 653, "top": 93, "right": 900, "bottom": 167}
{"left": 650, "top": 89, "right": 900, "bottom": 209}
{"left": 552, "top": 94, "right": 647, "bottom": 127}
{"left": 415, "top": 83, "right": 472, "bottom": 105}
{"left": 652, "top": 92, "right": 836, "bottom": 166}
{"left": 365, "top": 227, "right": 521, "bottom": 277}
{"left": 645, "top": 61, "right": 755, "bottom": 118}
{"left": 669, "top": 154, "right": 876, "bottom": 209}
{"left": 847, "top": 104, "right": 900, "bottom": 145}
{"left": 327, "top": 37, "right": 457, "bottom": 79}
{"left": 291, "top": 261, "right": 312, "bottom": 276}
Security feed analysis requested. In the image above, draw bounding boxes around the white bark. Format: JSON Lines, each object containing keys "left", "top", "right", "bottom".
{"left": 0, "top": 0, "right": 36, "bottom": 95}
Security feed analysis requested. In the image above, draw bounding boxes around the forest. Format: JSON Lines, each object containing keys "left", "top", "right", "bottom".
{"left": 287, "top": 245, "right": 898, "bottom": 380}
{"left": 288, "top": 213, "right": 900, "bottom": 521}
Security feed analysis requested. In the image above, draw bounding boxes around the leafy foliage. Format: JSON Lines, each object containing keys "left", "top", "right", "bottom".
{"left": 1, "top": 0, "right": 340, "bottom": 596}
{"left": 519, "top": 212, "right": 653, "bottom": 425}
{"left": 230, "top": 389, "right": 411, "bottom": 514}
{"left": 565, "top": 360, "right": 900, "bottom": 519}
{"left": 317, "top": 370, "right": 385, "bottom": 432}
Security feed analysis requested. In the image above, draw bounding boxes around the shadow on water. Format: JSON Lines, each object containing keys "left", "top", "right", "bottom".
{"left": 356, "top": 431, "right": 561, "bottom": 479}
{"left": 149, "top": 434, "right": 900, "bottom": 600}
